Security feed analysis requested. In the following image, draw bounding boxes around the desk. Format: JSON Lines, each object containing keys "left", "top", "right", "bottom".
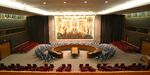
{"left": 71, "top": 47, "right": 79, "bottom": 57}
{"left": 0, "top": 41, "right": 11, "bottom": 60}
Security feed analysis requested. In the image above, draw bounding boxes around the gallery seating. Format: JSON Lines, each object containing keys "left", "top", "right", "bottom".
{"left": 0, "top": 63, "right": 54, "bottom": 71}
{"left": 1, "top": 63, "right": 150, "bottom": 72}
{"left": 112, "top": 41, "right": 139, "bottom": 53}
{"left": 79, "top": 64, "right": 96, "bottom": 72}
{"left": 13, "top": 41, "right": 39, "bottom": 53}
{"left": 97, "top": 63, "right": 150, "bottom": 71}
{"left": 56, "top": 64, "right": 72, "bottom": 72}
{"left": 65, "top": 64, "right": 72, "bottom": 71}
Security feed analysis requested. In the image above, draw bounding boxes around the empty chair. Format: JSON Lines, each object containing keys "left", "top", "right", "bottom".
{"left": 141, "top": 65, "right": 146, "bottom": 70}
{"left": 87, "top": 66, "right": 96, "bottom": 72}
{"left": 79, "top": 64, "right": 83, "bottom": 68}
{"left": 56, "top": 64, "right": 66, "bottom": 72}
{"left": 103, "top": 64, "right": 107, "bottom": 66}
{"left": 0, "top": 63, "right": 5, "bottom": 70}
{"left": 137, "top": 63, "right": 142, "bottom": 67}
{"left": 65, "top": 64, "right": 72, "bottom": 71}
{"left": 33, "top": 64, "right": 37, "bottom": 68}
{"left": 67, "top": 64, "right": 72, "bottom": 68}
{"left": 114, "top": 64, "right": 119, "bottom": 67}
{"left": 105, "top": 66, "right": 113, "bottom": 71}
{"left": 11, "top": 64, "right": 15, "bottom": 67}
{"left": 50, "top": 64, "right": 54, "bottom": 68}
{"left": 36, "top": 66, "right": 45, "bottom": 71}
{"left": 62, "top": 64, "right": 66, "bottom": 67}
{"left": 119, "top": 63, "right": 125, "bottom": 68}
{"left": 131, "top": 63, "right": 136, "bottom": 67}
{"left": 5, "top": 66, "right": 11, "bottom": 71}
{"left": 97, "top": 64, "right": 101, "bottom": 68}
{"left": 85, "top": 64, "right": 89, "bottom": 67}
{"left": 56, "top": 66, "right": 65, "bottom": 72}
{"left": 44, "top": 64, "right": 48, "bottom": 67}
{"left": 0, "top": 63, "right": 4, "bottom": 66}
{"left": 16, "top": 64, "right": 20, "bottom": 67}
{"left": 26, "top": 64, "right": 32, "bottom": 71}
{"left": 27, "top": 64, "right": 32, "bottom": 67}
{"left": 80, "top": 66, "right": 88, "bottom": 72}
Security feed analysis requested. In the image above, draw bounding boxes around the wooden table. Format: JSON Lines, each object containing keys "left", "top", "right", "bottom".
{"left": 71, "top": 47, "right": 79, "bottom": 57}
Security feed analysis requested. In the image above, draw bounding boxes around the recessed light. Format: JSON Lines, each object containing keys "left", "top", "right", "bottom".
{"left": 64, "top": 1, "right": 67, "bottom": 4}
{"left": 23, "top": 3, "right": 26, "bottom": 5}
{"left": 84, "top": 1, "right": 87, "bottom": 4}
{"left": 43, "top": 2, "right": 46, "bottom": 4}
{"left": 12, "top": 0, "right": 16, "bottom": 1}
{"left": 105, "top": 1, "right": 108, "bottom": 4}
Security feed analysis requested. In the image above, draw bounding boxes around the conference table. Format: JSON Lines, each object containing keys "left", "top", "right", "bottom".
{"left": 52, "top": 44, "right": 98, "bottom": 58}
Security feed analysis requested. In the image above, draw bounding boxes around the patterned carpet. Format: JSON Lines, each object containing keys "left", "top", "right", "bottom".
{"left": 0, "top": 44, "right": 143, "bottom": 71}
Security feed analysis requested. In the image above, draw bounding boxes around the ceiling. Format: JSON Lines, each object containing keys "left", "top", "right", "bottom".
{"left": 0, "top": 0, "right": 150, "bottom": 15}
{"left": 0, "top": 6, "right": 35, "bottom": 16}
{"left": 16, "top": 0, "right": 126, "bottom": 12}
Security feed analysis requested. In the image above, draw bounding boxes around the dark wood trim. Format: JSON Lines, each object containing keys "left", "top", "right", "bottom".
{"left": 140, "top": 39, "right": 150, "bottom": 54}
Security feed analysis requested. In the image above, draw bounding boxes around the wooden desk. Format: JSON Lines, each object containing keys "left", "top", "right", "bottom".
{"left": 0, "top": 41, "right": 11, "bottom": 60}
{"left": 53, "top": 45, "right": 96, "bottom": 52}
{"left": 71, "top": 47, "right": 79, "bottom": 57}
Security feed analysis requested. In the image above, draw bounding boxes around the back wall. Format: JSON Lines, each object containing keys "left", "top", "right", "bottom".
{"left": 49, "top": 15, "right": 101, "bottom": 43}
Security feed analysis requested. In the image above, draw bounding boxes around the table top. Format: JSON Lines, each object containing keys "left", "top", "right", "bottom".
{"left": 71, "top": 47, "right": 78, "bottom": 54}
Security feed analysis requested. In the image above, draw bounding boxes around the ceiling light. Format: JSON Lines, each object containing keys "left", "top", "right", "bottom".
{"left": 105, "top": 1, "right": 108, "bottom": 4}
{"left": 12, "top": 0, "right": 16, "bottom": 1}
{"left": 98, "top": 0, "right": 150, "bottom": 14}
{"left": 43, "top": 2, "right": 46, "bottom": 5}
{"left": 0, "top": 0, "right": 49, "bottom": 15}
{"left": 0, "top": 0, "right": 150, "bottom": 15}
{"left": 64, "top": 1, "right": 67, "bottom": 4}
{"left": 84, "top": 1, "right": 87, "bottom": 4}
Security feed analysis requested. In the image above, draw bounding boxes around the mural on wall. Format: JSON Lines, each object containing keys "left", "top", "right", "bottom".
{"left": 55, "top": 16, "right": 95, "bottom": 39}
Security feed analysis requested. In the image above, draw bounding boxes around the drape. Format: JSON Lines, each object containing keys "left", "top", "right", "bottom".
{"left": 101, "top": 14, "right": 124, "bottom": 43}
{"left": 27, "top": 16, "right": 49, "bottom": 43}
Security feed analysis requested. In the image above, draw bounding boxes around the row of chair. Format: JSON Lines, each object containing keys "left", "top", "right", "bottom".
{"left": 91, "top": 44, "right": 116, "bottom": 61}
{"left": 35, "top": 44, "right": 63, "bottom": 61}
{"left": 50, "top": 42, "right": 98, "bottom": 47}
{"left": 112, "top": 41, "right": 139, "bottom": 53}
{"left": 1, "top": 63, "right": 150, "bottom": 71}
{"left": 56, "top": 64, "right": 72, "bottom": 72}
{"left": 0, "top": 63, "right": 54, "bottom": 71}
{"left": 97, "top": 63, "right": 150, "bottom": 71}
{"left": 79, "top": 64, "right": 96, "bottom": 72}
{"left": 13, "top": 41, "right": 39, "bottom": 53}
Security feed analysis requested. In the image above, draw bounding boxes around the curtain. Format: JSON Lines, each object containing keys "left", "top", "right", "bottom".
{"left": 101, "top": 14, "right": 125, "bottom": 43}
{"left": 27, "top": 15, "right": 49, "bottom": 43}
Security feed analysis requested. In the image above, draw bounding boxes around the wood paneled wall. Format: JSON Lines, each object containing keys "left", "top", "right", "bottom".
{"left": 141, "top": 40, "right": 150, "bottom": 55}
